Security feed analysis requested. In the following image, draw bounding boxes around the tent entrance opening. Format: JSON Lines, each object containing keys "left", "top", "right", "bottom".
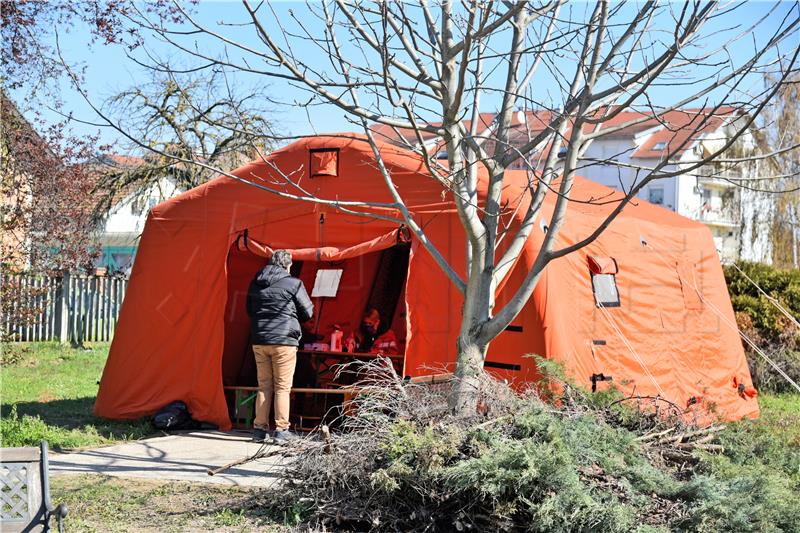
{"left": 221, "top": 240, "right": 410, "bottom": 429}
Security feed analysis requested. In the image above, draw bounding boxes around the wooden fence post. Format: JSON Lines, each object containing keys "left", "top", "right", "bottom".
{"left": 54, "top": 272, "right": 71, "bottom": 344}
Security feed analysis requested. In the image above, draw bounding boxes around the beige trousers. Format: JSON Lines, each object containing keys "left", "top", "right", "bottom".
{"left": 253, "top": 345, "right": 297, "bottom": 431}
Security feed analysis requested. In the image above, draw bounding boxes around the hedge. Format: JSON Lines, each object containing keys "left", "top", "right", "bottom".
{"left": 724, "top": 262, "right": 800, "bottom": 393}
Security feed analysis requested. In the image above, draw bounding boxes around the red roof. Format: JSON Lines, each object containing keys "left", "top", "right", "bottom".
{"left": 83, "top": 154, "right": 150, "bottom": 214}
{"left": 369, "top": 113, "right": 496, "bottom": 148}
{"left": 104, "top": 154, "right": 146, "bottom": 167}
{"left": 370, "top": 106, "right": 738, "bottom": 160}
{"left": 629, "top": 108, "right": 735, "bottom": 158}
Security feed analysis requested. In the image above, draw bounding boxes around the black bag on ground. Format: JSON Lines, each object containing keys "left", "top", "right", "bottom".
{"left": 151, "top": 400, "right": 200, "bottom": 430}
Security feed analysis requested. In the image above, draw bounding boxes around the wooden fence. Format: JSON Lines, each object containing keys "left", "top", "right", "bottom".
{"left": 1, "top": 272, "right": 128, "bottom": 343}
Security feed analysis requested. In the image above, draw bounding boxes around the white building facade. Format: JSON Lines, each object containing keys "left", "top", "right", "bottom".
{"left": 375, "top": 108, "right": 775, "bottom": 264}
{"left": 96, "top": 176, "right": 183, "bottom": 273}
{"left": 580, "top": 118, "right": 773, "bottom": 263}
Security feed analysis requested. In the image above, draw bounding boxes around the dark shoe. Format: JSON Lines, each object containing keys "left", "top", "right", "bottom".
{"left": 272, "top": 429, "right": 299, "bottom": 444}
{"left": 252, "top": 428, "right": 269, "bottom": 443}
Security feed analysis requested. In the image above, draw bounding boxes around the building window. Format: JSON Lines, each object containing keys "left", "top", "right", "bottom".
{"left": 648, "top": 187, "right": 664, "bottom": 205}
{"left": 436, "top": 151, "right": 448, "bottom": 160}
{"left": 587, "top": 255, "right": 620, "bottom": 307}
{"left": 96, "top": 246, "right": 137, "bottom": 274}
{"left": 653, "top": 141, "right": 667, "bottom": 151}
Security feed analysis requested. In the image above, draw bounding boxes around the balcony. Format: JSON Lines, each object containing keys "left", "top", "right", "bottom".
{"left": 696, "top": 164, "right": 741, "bottom": 188}
{"left": 698, "top": 204, "right": 740, "bottom": 227}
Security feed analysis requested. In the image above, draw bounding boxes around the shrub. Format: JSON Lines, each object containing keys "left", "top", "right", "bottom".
{"left": 724, "top": 262, "right": 800, "bottom": 393}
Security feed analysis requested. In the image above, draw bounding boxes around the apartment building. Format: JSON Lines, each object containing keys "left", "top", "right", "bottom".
{"left": 373, "top": 107, "right": 772, "bottom": 263}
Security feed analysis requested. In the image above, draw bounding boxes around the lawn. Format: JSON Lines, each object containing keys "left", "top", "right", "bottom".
{"left": 1, "top": 342, "right": 153, "bottom": 449}
{"left": 50, "top": 474, "right": 292, "bottom": 532}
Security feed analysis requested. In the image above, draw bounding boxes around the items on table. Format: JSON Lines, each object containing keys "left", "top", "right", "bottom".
{"left": 304, "top": 342, "right": 330, "bottom": 351}
{"left": 330, "top": 324, "right": 344, "bottom": 352}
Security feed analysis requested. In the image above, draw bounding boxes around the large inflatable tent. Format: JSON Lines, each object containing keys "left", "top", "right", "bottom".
{"left": 95, "top": 135, "right": 759, "bottom": 429}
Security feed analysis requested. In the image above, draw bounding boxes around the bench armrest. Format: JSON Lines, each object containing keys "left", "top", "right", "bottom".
{"left": 40, "top": 441, "right": 69, "bottom": 532}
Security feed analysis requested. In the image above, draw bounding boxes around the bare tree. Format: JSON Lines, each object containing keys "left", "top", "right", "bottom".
{"left": 68, "top": 1, "right": 800, "bottom": 413}
{"left": 755, "top": 73, "right": 800, "bottom": 267}
{"left": 93, "top": 68, "right": 279, "bottom": 214}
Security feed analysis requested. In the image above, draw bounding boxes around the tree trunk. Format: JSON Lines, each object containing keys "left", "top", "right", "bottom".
{"left": 448, "top": 335, "right": 487, "bottom": 416}
{"left": 791, "top": 204, "right": 799, "bottom": 268}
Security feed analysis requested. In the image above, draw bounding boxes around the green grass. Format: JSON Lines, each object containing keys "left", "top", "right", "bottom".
{"left": 1, "top": 342, "right": 152, "bottom": 449}
{"left": 758, "top": 392, "right": 800, "bottom": 416}
{"left": 714, "top": 392, "right": 800, "bottom": 481}
{"left": 50, "top": 474, "right": 289, "bottom": 532}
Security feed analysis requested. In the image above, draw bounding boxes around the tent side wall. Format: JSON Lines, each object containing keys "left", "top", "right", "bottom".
{"left": 94, "top": 196, "right": 233, "bottom": 429}
{"left": 533, "top": 208, "right": 758, "bottom": 421}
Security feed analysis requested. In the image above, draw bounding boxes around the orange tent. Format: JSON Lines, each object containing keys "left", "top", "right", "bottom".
{"left": 95, "top": 135, "right": 759, "bottom": 430}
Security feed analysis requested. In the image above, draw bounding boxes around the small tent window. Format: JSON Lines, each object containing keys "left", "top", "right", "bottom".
{"left": 588, "top": 255, "right": 620, "bottom": 307}
{"left": 310, "top": 148, "right": 339, "bottom": 177}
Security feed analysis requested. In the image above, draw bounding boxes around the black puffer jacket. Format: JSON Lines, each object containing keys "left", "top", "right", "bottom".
{"left": 246, "top": 265, "right": 314, "bottom": 346}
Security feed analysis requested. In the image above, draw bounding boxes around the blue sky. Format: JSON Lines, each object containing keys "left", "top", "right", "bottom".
{"left": 12, "top": 1, "right": 799, "bottom": 152}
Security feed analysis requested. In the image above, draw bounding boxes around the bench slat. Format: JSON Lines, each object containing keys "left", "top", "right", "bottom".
{"left": 0, "top": 448, "right": 41, "bottom": 463}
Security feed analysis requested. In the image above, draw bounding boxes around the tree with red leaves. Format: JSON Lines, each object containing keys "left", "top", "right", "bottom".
{"left": 0, "top": 0, "right": 135, "bottom": 273}
{"left": 1, "top": 92, "right": 103, "bottom": 273}
{"left": 0, "top": 1, "right": 184, "bottom": 272}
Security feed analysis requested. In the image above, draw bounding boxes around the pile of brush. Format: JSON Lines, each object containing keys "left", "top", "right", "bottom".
{"left": 267, "top": 359, "right": 797, "bottom": 532}
{"left": 638, "top": 425, "right": 725, "bottom": 466}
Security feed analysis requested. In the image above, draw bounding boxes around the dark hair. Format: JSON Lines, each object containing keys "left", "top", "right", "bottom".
{"left": 270, "top": 249, "right": 292, "bottom": 270}
{"left": 363, "top": 308, "right": 381, "bottom": 326}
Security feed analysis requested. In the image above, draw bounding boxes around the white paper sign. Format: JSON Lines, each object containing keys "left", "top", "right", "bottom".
{"left": 311, "top": 269, "right": 343, "bottom": 297}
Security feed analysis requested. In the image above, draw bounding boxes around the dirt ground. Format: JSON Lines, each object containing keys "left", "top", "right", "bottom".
{"left": 50, "top": 474, "right": 297, "bottom": 532}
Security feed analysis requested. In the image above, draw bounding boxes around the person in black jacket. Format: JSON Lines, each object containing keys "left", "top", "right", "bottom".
{"left": 246, "top": 250, "right": 313, "bottom": 443}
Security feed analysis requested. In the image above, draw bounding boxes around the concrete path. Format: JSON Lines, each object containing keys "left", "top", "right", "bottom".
{"left": 50, "top": 431, "right": 286, "bottom": 488}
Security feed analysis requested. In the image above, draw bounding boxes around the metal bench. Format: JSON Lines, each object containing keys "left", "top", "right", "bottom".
{"left": 225, "top": 385, "right": 360, "bottom": 429}
{"left": 1, "top": 441, "right": 68, "bottom": 533}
